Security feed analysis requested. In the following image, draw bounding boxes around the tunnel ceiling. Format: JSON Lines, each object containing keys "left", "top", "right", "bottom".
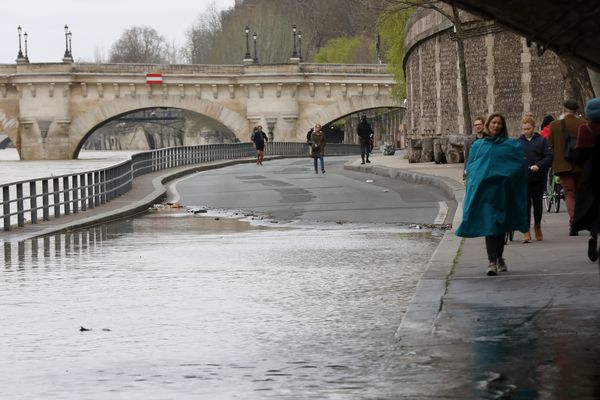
{"left": 445, "top": 0, "right": 600, "bottom": 71}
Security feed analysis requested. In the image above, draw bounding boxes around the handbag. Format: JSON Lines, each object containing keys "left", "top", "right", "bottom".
{"left": 310, "top": 143, "right": 320, "bottom": 157}
{"left": 561, "top": 119, "right": 578, "bottom": 163}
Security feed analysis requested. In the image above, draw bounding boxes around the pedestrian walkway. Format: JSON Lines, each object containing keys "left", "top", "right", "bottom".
{"left": 347, "top": 152, "right": 600, "bottom": 398}
{"left": 2, "top": 149, "right": 599, "bottom": 397}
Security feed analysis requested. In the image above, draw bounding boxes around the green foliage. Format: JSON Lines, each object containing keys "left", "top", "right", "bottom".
{"left": 377, "top": 7, "right": 413, "bottom": 100}
{"left": 313, "top": 35, "right": 375, "bottom": 64}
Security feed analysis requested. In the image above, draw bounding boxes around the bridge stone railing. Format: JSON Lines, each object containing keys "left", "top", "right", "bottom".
{"left": 1, "top": 142, "right": 359, "bottom": 231}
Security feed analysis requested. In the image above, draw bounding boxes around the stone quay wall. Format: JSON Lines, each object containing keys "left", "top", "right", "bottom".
{"left": 403, "top": 7, "right": 566, "bottom": 148}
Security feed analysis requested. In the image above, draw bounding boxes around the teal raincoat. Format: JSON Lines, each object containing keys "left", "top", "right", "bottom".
{"left": 456, "top": 134, "right": 528, "bottom": 238}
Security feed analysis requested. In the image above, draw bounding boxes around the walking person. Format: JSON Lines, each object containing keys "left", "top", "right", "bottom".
{"left": 310, "top": 123, "right": 326, "bottom": 174}
{"left": 572, "top": 98, "right": 600, "bottom": 262}
{"left": 517, "top": 113, "right": 553, "bottom": 242}
{"left": 251, "top": 125, "right": 268, "bottom": 165}
{"left": 357, "top": 115, "right": 374, "bottom": 164}
{"left": 547, "top": 99, "right": 586, "bottom": 235}
{"left": 463, "top": 116, "right": 486, "bottom": 180}
{"left": 539, "top": 114, "right": 555, "bottom": 139}
{"left": 456, "top": 113, "right": 528, "bottom": 276}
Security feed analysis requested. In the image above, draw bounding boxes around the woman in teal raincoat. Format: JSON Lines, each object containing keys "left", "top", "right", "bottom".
{"left": 457, "top": 113, "right": 528, "bottom": 276}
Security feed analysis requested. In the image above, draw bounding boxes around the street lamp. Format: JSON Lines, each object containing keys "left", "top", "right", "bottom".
{"left": 298, "top": 31, "right": 302, "bottom": 61}
{"left": 291, "top": 25, "right": 298, "bottom": 58}
{"left": 63, "top": 24, "right": 71, "bottom": 58}
{"left": 244, "top": 26, "right": 251, "bottom": 59}
{"left": 252, "top": 32, "right": 258, "bottom": 63}
{"left": 68, "top": 30, "right": 72, "bottom": 57}
{"left": 24, "top": 32, "right": 29, "bottom": 62}
{"left": 17, "top": 26, "right": 24, "bottom": 59}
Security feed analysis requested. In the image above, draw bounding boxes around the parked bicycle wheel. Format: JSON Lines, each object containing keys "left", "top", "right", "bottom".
{"left": 544, "top": 171, "right": 554, "bottom": 212}
{"left": 553, "top": 183, "right": 562, "bottom": 213}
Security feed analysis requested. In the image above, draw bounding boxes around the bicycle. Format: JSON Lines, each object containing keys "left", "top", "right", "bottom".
{"left": 543, "top": 170, "right": 562, "bottom": 213}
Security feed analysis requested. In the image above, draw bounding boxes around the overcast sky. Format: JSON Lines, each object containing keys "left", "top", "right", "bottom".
{"left": 0, "top": 0, "right": 236, "bottom": 64}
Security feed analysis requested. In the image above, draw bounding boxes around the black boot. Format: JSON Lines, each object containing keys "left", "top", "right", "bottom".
{"left": 361, "top": 156, "right": 365, "bottom": 165}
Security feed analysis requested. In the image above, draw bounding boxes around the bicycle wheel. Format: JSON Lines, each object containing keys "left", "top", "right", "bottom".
{"left": 553, "top": 183, "right": 562, "bottom": 213}
{"left": 543, "top": 172, "right": 554, "bottom": 212}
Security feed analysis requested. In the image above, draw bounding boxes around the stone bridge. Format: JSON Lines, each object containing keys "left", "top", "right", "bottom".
{"left": 0, "top": 62, "right": 397, "bottom": 160}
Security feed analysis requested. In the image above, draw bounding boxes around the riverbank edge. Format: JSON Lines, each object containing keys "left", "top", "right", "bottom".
{"left": 344, "top": 161, "right": 465, "bottom": 338}
{"left": 2, "top": 156, "right": 284, "bottom": 243}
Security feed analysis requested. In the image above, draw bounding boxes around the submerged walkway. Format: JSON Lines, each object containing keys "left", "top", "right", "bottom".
{"left": 2, "top": 148, "right": 598, "bottom": 397}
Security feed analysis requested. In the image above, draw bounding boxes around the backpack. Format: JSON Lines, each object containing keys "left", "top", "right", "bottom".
{"left": 561, "top": 119, "right": 578, "bottom": 163}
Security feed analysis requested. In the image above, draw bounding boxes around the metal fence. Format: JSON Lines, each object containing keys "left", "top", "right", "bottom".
{"left": 1, "top": 142, "right": 359, "bottom": 231}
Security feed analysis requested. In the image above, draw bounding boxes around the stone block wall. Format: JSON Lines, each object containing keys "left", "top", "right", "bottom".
{"left": 404, "top": 8, "right": 565, "bottom": 141}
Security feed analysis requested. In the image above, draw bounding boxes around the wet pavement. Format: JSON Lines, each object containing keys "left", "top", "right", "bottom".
{"left": 170, "top": 157, "right": 456, "bottom": 226}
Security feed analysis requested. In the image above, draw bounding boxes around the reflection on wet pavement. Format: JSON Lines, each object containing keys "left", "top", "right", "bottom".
{"left": 0, "top": 213, "right": 441, "bottom": 399}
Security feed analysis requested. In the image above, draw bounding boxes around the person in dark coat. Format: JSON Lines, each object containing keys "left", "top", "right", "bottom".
{"left": 456, "top": 113, "right": 528, "bottom": 276}
{"left": 572, "top": 98, "right": 600, "bottom": 263}
{"left": 310, "top": 123, "right": 326, "bottom": 174}
{"left": 251, "top": 125, "right": 268, "bottom": 165}
{"left": 356, "top": 115, "right": 374, "bottom": 164}
{"left": 517, "top": 113, "right": 553, "bottom": 242}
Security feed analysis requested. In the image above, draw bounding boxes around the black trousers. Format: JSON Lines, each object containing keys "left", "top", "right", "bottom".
{"left": 527, "top": 179, "right": 545, "bottom": 226}
{"left": 485, "top": 235, "right": 505, "bottom": 262}
{"left": 360, "top": 140, "right": 370, "bottom": 158}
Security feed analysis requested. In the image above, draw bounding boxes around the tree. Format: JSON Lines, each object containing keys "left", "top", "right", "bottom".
{"left": 360, "top": 0, "right": 472, "bottom": 133}
{"left": 109, "top": 26, "right": 169, "bottom": 63}
{"left": 376, "top": 7, "right": 412, "bottom": 99}
{"left": 313, "top": 35, "right": 375, "bottom": 64}
{"left": 183, "top": 2, "right": 223, "bottom": 64}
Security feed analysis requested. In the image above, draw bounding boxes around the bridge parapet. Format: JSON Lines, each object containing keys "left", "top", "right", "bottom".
{"left": 0, "top": 62, "right": 398, "bottom": 160}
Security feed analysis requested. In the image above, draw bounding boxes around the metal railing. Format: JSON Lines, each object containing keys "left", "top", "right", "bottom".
{"left": 1, "top": 142, "right": 358, "bottom": 231}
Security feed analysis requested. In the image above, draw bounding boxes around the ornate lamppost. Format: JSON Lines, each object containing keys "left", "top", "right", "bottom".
{"left": 298, "top": 30, "right": 302, "bottom": 61}
{"left": 16, "top": 26, "right": 25, "bottom": 61}
{"left": 291, "top": 25, "right": 298, "bottom": 59}
{"left": 63, "top": 25, "right": 71, "bottom": 58}
{"left": 24, "top": 31, "right": 29, "bottom": 62}
{"left": 244, "top": 26, "right": 251, "bottom": 60}
{"left": 68, "top": 30, "right": 72, "bottom": 57}
{"left": 252, "top": 32, "right": 258, "bottom": 64}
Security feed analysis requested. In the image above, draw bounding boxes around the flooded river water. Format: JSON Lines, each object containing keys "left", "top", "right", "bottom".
{"left": 1, "top": 211, "right": 441, "bottom": 399}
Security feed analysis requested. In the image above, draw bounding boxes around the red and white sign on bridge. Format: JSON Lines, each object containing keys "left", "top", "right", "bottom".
{"left": 145, "top": 73, "right": 163, "bottom": 84}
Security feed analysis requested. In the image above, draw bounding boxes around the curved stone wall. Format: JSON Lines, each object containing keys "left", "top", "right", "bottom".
{"left": 403, "top": 7, "right": 565, "bottom": 138}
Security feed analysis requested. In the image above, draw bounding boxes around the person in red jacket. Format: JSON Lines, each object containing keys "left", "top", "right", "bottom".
{"left": 539, "top": 114, "right": 554, "bottom": 139}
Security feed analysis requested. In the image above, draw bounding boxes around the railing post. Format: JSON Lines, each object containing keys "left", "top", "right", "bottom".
{"left": 42, "top": 179, "right": 50, "bottom": 221}
{"left": 100, "top": 170, "right": 107, "bottom": 204}
{"left": 29, "top": 181, "right": 38, "bottom": 224}
{"left": 80, "top": 174, "right": 87, "bottom": 211}
{"left": 53, "top": 178, "right": 61, "bottom": 218}
{"left": 71, "top": 175, "right": 79, "bottom": 213}
{"left": 94, "top": 172, "right": 101, "bottom": 207}
{"left": 2, "top": 186, "right": 10, "bottom": 231}
{"left": 87, "top": 173, "right": 94, "bottom": 209}
{"left": 63, "top": 177, "right": 70, "bottom": 215}
{"left": 16, "top": 183, "right": 24, "bottom": 227}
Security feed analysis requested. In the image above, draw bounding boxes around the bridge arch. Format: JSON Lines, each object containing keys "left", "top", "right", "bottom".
{"left": 70, "top": 96, "right": 249, "bottom": 158}
{"left": 297, "top": 96, "right": 401, "bottom": 135}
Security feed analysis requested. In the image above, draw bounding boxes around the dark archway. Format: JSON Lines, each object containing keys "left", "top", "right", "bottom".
{"left": 75, "top": 107, "right": 238, "bottom": 158}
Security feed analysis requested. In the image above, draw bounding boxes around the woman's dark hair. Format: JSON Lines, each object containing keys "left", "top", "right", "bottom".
{"left": 540, "top": 114, "right": 554, "bottom": 130}
{"left": 485, "top": 113, "right": 508, "bottom": 137}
